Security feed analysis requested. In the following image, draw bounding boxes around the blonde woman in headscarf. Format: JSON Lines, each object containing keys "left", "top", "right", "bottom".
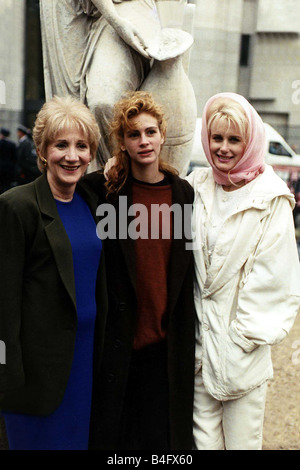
{"left": 187, "top": 92, "right": 300, "bottom": 450}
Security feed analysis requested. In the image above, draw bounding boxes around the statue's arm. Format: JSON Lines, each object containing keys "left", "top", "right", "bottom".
{"left": 91, "top": 0, "right": 151, "bottom": 57}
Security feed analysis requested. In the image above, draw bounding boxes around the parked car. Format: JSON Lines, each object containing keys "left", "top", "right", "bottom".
{"left": 262, "top": 124, "right": 300, "bottom": 227}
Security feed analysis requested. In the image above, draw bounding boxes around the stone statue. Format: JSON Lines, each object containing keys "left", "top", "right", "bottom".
{"left": 39, "top": 0, "right": 197, "bottom": 175}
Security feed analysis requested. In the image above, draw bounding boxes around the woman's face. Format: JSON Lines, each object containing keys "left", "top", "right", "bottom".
{"left": 45, "top": 128, "right": 91, "bottom": 198}
{"left": 122, "top": 112, "right": 164, "bottom": 173}
{"left": 209, "top": 119, "right": 246, "bottom": 173}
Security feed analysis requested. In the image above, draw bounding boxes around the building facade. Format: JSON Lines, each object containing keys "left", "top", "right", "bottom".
{"left": 189, "top": 0, "right": 300, "bottom": 149}
{"left": 1, "top": 0, "right": 300, "bottom": 148}
{"left": 0, "top": 0, "right": 43, "bottom": 141}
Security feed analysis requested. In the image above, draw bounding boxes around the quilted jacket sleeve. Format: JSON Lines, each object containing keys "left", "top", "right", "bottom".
{"left": 230, "top": 196, "right": 300, "bottom": 352}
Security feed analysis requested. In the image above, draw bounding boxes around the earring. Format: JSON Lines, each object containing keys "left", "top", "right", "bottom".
{"left": 40, "top": 156, "right": 48, "bottom": 168}
{"left": 121, "top": 145, "right": 126, "bottom": 152}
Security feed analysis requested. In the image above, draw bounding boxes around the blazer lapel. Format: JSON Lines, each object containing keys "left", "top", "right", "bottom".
{"left": 34, "top": 174, "right": 77, "bottom": 309}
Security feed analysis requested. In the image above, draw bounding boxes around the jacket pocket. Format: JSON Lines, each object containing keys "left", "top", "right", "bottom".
{"left": 222, "top": 334, "right": 272, "bottom": 397}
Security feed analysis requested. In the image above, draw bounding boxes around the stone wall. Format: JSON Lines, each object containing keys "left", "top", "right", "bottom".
{"left": 0, "top": 0, "right": 26, "bottom": 142}
{"left": 189, "top": 0, "right": 244, "bottom": 112}
{"left": 188, "top": 0, "right": 300, "bottom": 143}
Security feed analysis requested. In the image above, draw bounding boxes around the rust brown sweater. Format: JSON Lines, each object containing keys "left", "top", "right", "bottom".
{"left": 132, "top": 178, "right": 173, "bottom": 350}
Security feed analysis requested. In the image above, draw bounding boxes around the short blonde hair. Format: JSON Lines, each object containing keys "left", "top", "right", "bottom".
{"left": 33, "top": 95, "right": 101, "bottom": 172}
{"left": 206, "top": 97, "right": 250, "bottom": 144}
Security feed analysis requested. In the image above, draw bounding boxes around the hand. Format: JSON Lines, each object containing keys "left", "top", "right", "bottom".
{"left": 104, "top": 156, "right": 118, "bottom": 180}
{"left": 115, "top": 18, "right": 151, "bottom": 58}
{"left": 91, "top": 1, "right": 152, "bottom": 58}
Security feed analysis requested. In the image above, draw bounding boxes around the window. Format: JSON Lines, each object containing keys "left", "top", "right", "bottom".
{"left": 269, "top": 141, "right": 292, "bottom": 157}
{"left": 240, "top": 34, "right": 251, "bottom": 66}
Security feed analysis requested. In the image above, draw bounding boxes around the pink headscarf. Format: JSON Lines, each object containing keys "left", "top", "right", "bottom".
{"left": 201, "top": 92, "right": 266, "bottom": 185}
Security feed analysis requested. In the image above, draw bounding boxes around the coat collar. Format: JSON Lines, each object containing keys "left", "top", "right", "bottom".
{"left": 34, "top": 172, "right": 60, "bottom": 218}
{"left": 34, "top": 172, "right": 99, "bottom": 219}
{"left": 196, "top": 165, "right": 294, "bottom": 215}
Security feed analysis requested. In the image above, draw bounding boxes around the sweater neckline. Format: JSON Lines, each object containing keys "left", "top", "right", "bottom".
{"left": 131, "top": 174, "right": 171, "bottom": 187}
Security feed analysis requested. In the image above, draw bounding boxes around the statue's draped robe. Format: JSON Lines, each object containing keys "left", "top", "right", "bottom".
{"left": 40, "top": 0, "right": 197, "bottom": 174}
{"left": 40, "top": 0, "right": 161, "bottom": 102}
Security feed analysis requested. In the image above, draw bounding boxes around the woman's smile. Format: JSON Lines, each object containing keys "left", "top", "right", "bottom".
{"left": 209, "top": 120, "right": 246, "bottom": 172}
{"left": 45, "top": 128, "right": 91, "bottom": 200}
{"left": 60, "top": 164, "right": 81, "bottom": 171}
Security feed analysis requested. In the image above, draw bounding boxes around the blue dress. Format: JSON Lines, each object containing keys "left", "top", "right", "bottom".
{"left": 3, "top": 192, "right": 102, "bottom": 450}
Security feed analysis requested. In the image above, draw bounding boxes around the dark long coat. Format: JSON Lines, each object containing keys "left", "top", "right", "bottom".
{"left": 84, "top": 172, "right": 196, "bottom": 450}
{"left": 0, "top": 174, "right": 107, "bottom": 415}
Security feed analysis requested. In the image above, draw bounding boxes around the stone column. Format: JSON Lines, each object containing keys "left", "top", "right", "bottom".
{"left": 0, "top": 0, "right": 26, "bottom": 141}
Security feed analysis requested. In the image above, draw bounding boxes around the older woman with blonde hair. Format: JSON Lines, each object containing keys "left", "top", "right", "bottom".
{"left": 0, "top": 95, "right": 107, "bottom": 450}
{"left": 34, "top": 95, "right": 100, "bottom": 176}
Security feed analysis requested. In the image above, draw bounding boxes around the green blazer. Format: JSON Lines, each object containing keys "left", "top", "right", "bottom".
{"left": 0, "top": 174, "right": 107, "bottom": 415}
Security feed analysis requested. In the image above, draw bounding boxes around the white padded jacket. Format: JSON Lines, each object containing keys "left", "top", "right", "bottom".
{"left": 186, "top": 165, "right": 300, "bottom": 400}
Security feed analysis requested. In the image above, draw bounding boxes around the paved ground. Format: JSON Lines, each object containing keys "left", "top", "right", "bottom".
{"left": 262, "top": 311, "right": 300, "bottom": 450}
{"left": 262, "top": 229, "right": 300, "bottom": 450}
